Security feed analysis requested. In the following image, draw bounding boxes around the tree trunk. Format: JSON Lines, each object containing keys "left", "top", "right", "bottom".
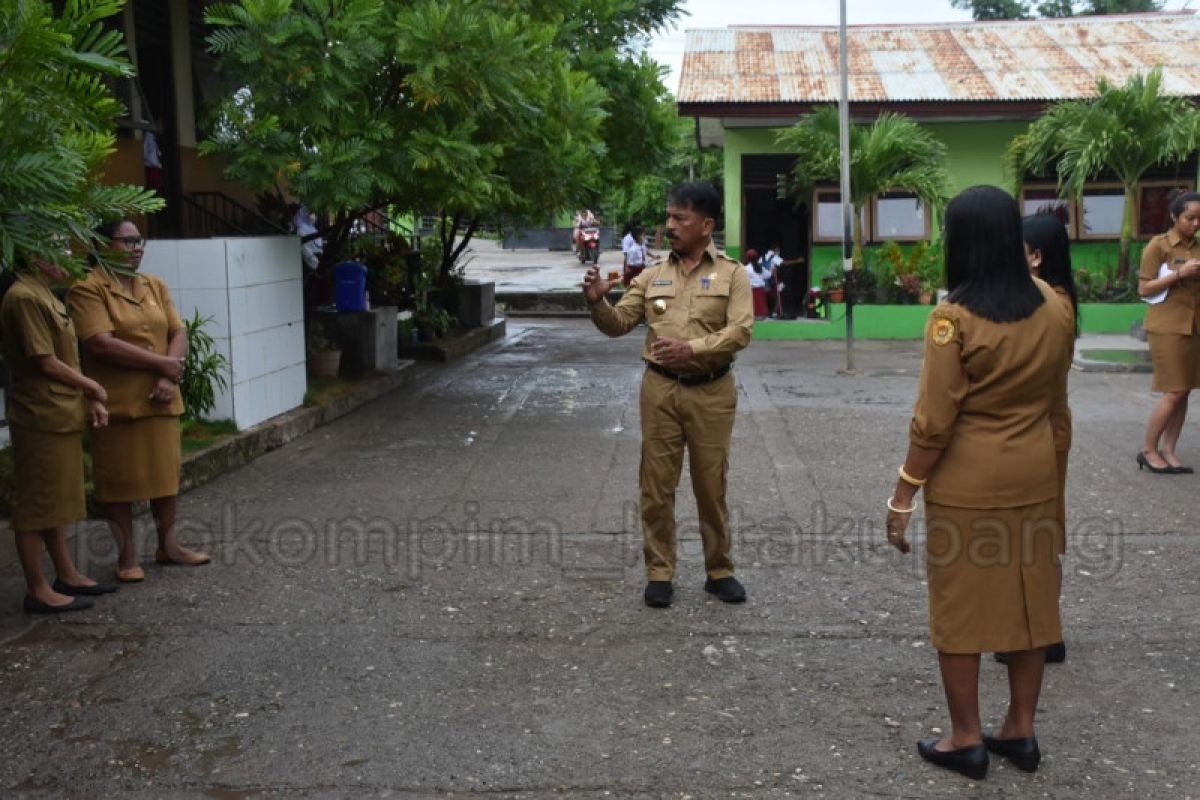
{"left": 1117, "top": 183, "right": 1136, "bottom": 280}
{"left": 852, "top": 202, "right": 866, "bottom": 268}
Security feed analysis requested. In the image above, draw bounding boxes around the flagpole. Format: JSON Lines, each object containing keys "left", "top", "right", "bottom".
{"left": 838, "top": 0, "right": 856, "bottom": 374}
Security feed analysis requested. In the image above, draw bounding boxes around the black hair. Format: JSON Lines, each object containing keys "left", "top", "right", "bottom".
{"left": 89, "top": 218, "right": 136, "bottom": 266}
{"left": 632, "top": 225, "right": 644, "bottom": 238}
{"left": 1023, "top": 213, "right": 1079, "bottom": 337}
{"left": 1169, "top": 190, "right": 1200, "bottom": 219}
{"left": 944, "top": 185, "right": 1044, "bottom": 323}
{"left": 667, "top": 181, "right": 721, "bottom": 220}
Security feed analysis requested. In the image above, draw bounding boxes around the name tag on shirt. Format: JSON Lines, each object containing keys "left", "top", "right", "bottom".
{"left": 651, "top": 279, "right": 672, "bottom": 287}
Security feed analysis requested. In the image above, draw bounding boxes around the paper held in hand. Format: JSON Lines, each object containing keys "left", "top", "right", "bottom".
{"left": 1142, "top": 263, "right": 1172, "bottom": 305}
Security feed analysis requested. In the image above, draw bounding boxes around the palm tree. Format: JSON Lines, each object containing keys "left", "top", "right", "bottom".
{"left": 776, "top": 107, "right": 950, "bottom": 267}
{"left": 1005, "top": 66, "right": 1200, "bottom": 279}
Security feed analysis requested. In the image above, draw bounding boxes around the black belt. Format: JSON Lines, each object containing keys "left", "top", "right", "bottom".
{"left": 645, "top": 361, "right": 730, "bottom": 386}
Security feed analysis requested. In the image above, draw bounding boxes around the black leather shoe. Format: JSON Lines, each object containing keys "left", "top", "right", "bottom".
{"left": 1170, "top": 464, "right": 1195, "bottom": 474}
{"left": 703, "top": 576, "right": 746, "bottom": 603}
{"left": 917, "top": 738, "right": 988, "bottom": 780}
{"left": 23, "top": 595, "right": 94, "bottom": 615}
{"left": 644, "top": 581, "right": 673, "bottom": 608}
{"left": 1137, "top": 452, "right": 1175, "bottom": 474}
{"left": 52, "top": 578, "right": 118, "bottom": 597}
{"left": 984, "top": 733, "right": 1041, "bottom": 772}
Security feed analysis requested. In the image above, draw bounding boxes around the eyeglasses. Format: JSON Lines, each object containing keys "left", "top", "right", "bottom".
{"left": 112, "top": 236, "right": 145, "bottom": 247}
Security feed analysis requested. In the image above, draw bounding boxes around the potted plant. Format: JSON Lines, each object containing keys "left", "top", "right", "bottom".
{"left": 822, "top": 273, "right": 845, "bottom": 304}
{"left": 895, "top": 272, "right": 921, "bottom": 305}
{"left": 306, "top": 320, "right": 341, "bottom": 377}
{"left": 414, "top": 304, "right": 453, "bottom": 342}
{"left": 918, "top": 280, "right": 935, "bottom": 305}
{"left": 844, "top": 266, "right": 876, "bottom": 304}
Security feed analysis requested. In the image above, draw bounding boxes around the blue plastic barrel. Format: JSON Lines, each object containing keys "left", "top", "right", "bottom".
{"left": 334, "top": 261, "right": 368, "bottom": 312}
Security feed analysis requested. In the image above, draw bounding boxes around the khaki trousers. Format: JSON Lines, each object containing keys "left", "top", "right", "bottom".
{"left": 638, "top": 369, "right": 737, "bottom": 581}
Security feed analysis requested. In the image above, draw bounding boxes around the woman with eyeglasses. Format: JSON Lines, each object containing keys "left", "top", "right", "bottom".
{"left": 1, "top": 251, "right": 115, "bottom": 612}
{"left": 68, "top": 219, "right": 209, "bottom": 582}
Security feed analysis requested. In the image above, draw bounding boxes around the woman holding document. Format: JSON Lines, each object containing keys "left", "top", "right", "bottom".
{"left": 1137, "top": 191, "right": 1200, "bottom": 474}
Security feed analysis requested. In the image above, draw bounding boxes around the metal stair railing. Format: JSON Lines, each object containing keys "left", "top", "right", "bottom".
{"left": 180, "top": 191, "right": 288, "bottom": 238}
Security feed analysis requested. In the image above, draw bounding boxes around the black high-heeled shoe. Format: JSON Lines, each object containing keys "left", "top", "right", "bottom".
{"left": 983, "top": 733, "right": 1041, "bottom": 772}
{"left": 1137, "top": 452, "right": 1175, "bottom": 474}
{"left": 917, "top": 738, "right": 989, "bottom": 780}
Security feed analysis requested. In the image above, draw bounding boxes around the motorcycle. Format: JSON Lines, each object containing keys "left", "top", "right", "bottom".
{"left": 576, "top": 226, "right": 601, "bottom": 265}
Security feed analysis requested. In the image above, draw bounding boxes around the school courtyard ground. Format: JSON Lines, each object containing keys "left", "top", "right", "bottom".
{"left": 0, "top": 317, "right": 1196, "bottom": 798}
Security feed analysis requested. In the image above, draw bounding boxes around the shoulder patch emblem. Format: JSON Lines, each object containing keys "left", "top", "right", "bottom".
{"left": 931, "top": 317, "right": 956, "bottom": 347}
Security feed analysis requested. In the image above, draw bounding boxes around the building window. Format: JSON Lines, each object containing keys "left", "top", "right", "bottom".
{"left": 813, "top": 189, "right": 868, "bottom": 243}
{"left": 873, "top": 192, "right": 928, "bottom": 241}
{"left": 1021, "top": 186, "right": 1072, "bottom": 229}
{"left": 1139, "top": 182, "right": 1194, "bottom": 237}
{"left": 1079, "top": 185, "right": 1125, "bottom": 240}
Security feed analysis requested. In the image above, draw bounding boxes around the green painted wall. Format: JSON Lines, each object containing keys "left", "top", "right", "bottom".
{"left": 750, "top": 302, "right": 1146, "bottom": 341}
{"left": 722, "top": 120, "right": 1171, "bottom": 285}
{"left": 722, "top": 128, "right": 796, "bottom": 261}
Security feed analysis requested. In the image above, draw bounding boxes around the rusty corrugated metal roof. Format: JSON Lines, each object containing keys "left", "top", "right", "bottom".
{"left": 678, "top": 12, "right": 1200, "bottom": 104}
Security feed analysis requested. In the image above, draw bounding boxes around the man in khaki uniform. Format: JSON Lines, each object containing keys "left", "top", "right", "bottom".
{"left": 583, "top": 182, "right": 753, "bottom": 608}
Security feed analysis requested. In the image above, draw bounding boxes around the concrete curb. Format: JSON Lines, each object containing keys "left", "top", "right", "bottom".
{"left": 398, "top": 318, "right": 507, "bottom": 362}
{"left": 1073, "top": 352, "right": 1153, "bottom": 374}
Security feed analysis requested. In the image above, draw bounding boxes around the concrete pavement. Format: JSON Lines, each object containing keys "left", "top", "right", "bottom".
{"left": 0, "top": 319, "right": 1197, "bottom": 798}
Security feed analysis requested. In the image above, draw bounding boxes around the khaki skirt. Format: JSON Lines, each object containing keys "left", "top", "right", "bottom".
{"left": 925, "top": 499, "right": 1062, "bottom": 654}
{"left": 10, "top": 425, "right": 86, "bottom": 532}
{"left": 90, "top": 415, "right": 181, "bottom": 503}
{"left": 1147, "top": 332, "right": 1200, "bottom": 392}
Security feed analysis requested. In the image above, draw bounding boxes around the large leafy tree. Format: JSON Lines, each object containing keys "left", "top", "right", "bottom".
{"left": 202, "top": 0, "right": 679, "bottom": 283}
{"left": 604, "top": 112, "right": 723, "bottom": 232}
{"left": 776, "top": 107, "right": 950, "bottom": 265}
{"left": 0, "top": 0, "right": 164, "bottom": 275}
{"left": 951, "top": 0, "right": 1162, "bottom": 19}
{"left": 1005, "top": 66, "right": 1200, "bottom": 278}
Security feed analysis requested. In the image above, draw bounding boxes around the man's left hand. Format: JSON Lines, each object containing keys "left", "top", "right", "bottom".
{"left": 650, "top": 336, "right": 693, "bottom": 369}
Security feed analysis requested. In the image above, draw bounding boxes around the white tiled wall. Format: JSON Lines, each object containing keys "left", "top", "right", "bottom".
{"left": 142, "top": 237, "right": 305, "bottom": 430}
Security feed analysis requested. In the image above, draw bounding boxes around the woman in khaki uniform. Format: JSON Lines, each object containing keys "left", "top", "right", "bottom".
{"left": 1014, "top": 212, "right": 1079, "bottom": 665}
{"left": 886, "top": 187, "right": 1074, "bottom": 781}
{"left": 68, "top": 220, "right": 209, "bottom": 582}
{"left": 1137, "top": 191, "right": 1200, "bottom": 473}
{"left": 1, "top": 256, "right": 114, "bottom": 613}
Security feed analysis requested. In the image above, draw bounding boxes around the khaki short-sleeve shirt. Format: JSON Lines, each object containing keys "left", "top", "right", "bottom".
{"left": 67, "top": 269, "right": 185, "bottom": 419}
{"left": 0, "top": 272, "right": 85, "bottom": 433}
{"left": 590, "top": 243, "right": 754, "bottom": 373}
{"left": 909, "top": 279, "right": 1073, "bottom": 509}
{"left": 1139, "top": 232, "right": 1200, "bottom": 335}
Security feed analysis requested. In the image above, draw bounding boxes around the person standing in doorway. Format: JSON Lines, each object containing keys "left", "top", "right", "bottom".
{"left": 583, "top": 182, "right": 753, "bottom": 608}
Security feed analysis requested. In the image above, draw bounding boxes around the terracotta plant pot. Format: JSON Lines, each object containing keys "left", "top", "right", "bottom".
{"left": 918, "top": 292, "right": 933, "bottom": 305}
{"left": 827, "top": 289, "right": 845, "bottom": 303}
{"left": 308, "top": 349, "right": 341, "bottom": 378}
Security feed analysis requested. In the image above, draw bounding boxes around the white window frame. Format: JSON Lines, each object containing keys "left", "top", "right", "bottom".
{"left": 1077, "top": 182, "right": 1126, "bottom": 241}
{"left": 871, "top": 190, "right": 930, "bottom": 242}
{"left": 812, "top": 188, "right": 869, "bottom": 244}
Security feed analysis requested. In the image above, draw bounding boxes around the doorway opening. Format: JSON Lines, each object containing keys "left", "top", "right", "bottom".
{"left": 742, "top": 155, "right": 809, "bottom": 318}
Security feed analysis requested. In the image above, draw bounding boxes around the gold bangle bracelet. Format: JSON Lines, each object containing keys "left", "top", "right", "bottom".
{"left": 897, "top": 465, "right": 927, "bottom": 487}
{"left": 887, "top": 496, "right": 916, "bottom": 514}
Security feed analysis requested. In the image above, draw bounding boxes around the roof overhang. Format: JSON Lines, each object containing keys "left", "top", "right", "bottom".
{"left": 683, "top": 100, "right": 1076, "bottom": 147}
